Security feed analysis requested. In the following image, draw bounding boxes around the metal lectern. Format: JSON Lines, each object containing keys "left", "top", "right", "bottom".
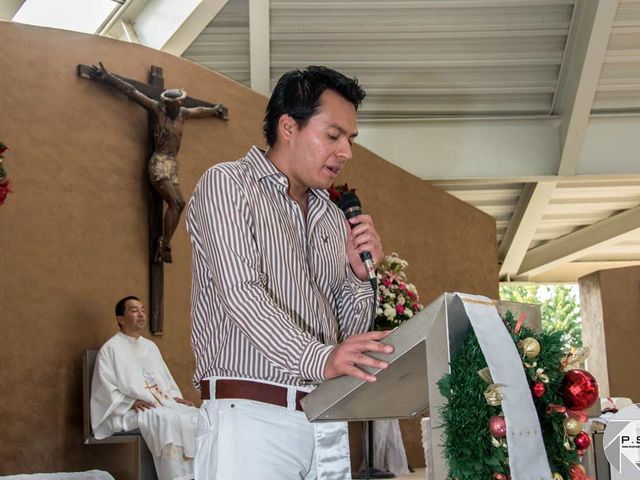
{"left": 301, "top": 292, "right": 541, "bottom": 479}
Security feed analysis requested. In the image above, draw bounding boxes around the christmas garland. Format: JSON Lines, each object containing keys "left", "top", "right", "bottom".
{"left": 437, "top": 311, "right": 598, "bottom": 480}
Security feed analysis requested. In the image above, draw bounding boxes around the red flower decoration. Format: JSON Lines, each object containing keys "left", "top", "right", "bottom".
{"left": 0, "top": 180, "right": 12, "bottom": 206}
{"left": 328, "top": 186, "right": 342, "bottom": 203}
{"left": 0, "top": 143, "right": 7, "bottom": 155}
{"left": 396, "top": 304, "right": 405, "bottom": 315}
{"left": 328, "top": 183, "right": 356, "bottom": 205}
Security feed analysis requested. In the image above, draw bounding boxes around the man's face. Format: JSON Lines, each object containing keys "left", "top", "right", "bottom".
{"left": 285, "top": 89, "right": 358, "bottom": 193}
{"left": 117, "top": 299, "right": 146, "bottom": 337}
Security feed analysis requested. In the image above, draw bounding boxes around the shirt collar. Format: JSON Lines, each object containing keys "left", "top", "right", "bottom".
{"left": 246, "top": 145, "right": 283, "bottom": 181}
{"left": 117, "top": 331, "right": 141, "bottom": 344}
{"left": 245, "top": 145, "right": 331, "bottom": 203}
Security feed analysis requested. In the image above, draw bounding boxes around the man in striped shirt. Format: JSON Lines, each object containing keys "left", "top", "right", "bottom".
{"left": 186, "top": 66, "right": 392, "bottom": 479}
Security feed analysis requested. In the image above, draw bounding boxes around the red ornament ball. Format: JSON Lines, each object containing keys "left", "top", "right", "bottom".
{"left": 493, "top": 474, "right": 508, "bottom": 480}
{"left": 489, "top": 415, "right": 507, "bottom": 438}
{"left": 532, "top": 381, "right": 546, "bottom": 398}
{"left": 561, "top": 369, "right": 599, "bottom": 411}
{"left": 574, "top": 431, "right": 591, "bottom": 450}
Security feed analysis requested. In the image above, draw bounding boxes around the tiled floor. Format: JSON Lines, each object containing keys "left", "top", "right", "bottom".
{"left": 352, "top": 468, "right": 426, "bottom": 480}
{"left": 380, "top": 469, "right": 426, "bottom": 480}
{"left": 395, "top": 468, "right": 425, "bottom": 479}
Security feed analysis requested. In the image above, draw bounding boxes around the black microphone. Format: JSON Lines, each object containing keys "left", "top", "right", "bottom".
{"left": 338, "top": 191, "right": 377, "bottom": 289}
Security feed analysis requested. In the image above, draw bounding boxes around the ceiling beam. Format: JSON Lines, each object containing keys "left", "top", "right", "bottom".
{"left": 357, "top": 118, "right": 561, "bottom": 180}
{"left": 249, "top": 0, "right": 270, "bottom": 96}
{"left": 517, "top": 205, "right": 640, "bottom": 278}
{"left": 98, "top": 0, "right": 146, "bottom": 37}
{"left": 162, "top": 0, "right": 231, "bottom": 56}
{"left": 0, "top": 0, "right": 25, "bottom": 20}
{"left": 498, "top": 182, "right": 558, "bottom": 280}
{"left": 271, "top": 0, "right": 576, "bottom": 10}
{"left": 111, "top": 0, "right": 228, "bottom": 54}
{"left": 120, "top": 19, "right": 140, "bottom": 44}
{"left": 553, "top": 0, "right": 620, "bottom": 175}
{"left": 496, "top": 0, "right": 619, "bottom": 279}
{"left": 512, "top": 260, "right": 640, "bottom": 283}
{"left": 358, "top": 115, "right": 640, "bottom": 181}
{"left": 430, "top": 174, "right": 640, "bottom": 187}
{"left": 577, "top": 116, "right": 640, "bottom": 174}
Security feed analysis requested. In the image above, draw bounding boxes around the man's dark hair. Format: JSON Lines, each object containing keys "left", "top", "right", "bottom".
{"left": 115, "top": 296, "right": 140, "bottom": 317}
{"left": 263, "top": 66, "right": 366, "bottom": 147}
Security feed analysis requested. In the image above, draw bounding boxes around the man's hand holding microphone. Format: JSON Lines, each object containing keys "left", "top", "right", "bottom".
{"left": 324, "top": 192, "right": 394, "bottom": 382}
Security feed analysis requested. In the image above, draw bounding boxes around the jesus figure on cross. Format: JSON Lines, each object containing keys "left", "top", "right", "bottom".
{"left": 88, "top": 62, "right": 228, "bottom": 263}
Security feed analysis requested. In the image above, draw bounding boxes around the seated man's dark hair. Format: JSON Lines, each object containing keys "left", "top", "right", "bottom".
{"left": 263, "top": 66, "right": 366, "bottom": 147}
{"left": 115, "top": 295, "right": 140, "bottom": 317}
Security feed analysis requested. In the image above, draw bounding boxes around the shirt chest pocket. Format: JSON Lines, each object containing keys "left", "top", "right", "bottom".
{"left": 310, "top": 226, "right": 345, "bottom": 284}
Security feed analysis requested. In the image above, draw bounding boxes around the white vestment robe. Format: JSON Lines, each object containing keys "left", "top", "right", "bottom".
{"left": 91, "top": 332, "right": 197, "bottom": 480}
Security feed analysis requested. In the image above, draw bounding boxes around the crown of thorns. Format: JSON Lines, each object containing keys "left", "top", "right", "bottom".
{"left": 160, "top": 89, "right": 187, "bottom": 102}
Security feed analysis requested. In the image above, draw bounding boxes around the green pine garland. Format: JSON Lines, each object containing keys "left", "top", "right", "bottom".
{"left": 437, "top": 311, "right": 582, "bottom": 479}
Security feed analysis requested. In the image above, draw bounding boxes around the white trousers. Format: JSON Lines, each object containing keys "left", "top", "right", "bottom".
{"left": 194, "top": 379, "right": 352, "bottom": 480}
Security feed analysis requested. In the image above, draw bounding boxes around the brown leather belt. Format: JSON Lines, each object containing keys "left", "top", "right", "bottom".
{"left": 200, "top": 378, "right": 307, "bottom": 412}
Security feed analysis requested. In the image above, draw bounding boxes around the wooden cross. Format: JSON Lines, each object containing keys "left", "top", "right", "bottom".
{"left": 78, "top": 64, "right": 227, "bottom": 335}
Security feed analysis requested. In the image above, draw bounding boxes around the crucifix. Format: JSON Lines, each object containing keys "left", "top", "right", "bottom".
{"left": 77, "top": 63, "right": 228, "bottom": 335}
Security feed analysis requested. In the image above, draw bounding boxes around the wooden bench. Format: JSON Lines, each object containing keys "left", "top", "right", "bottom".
{"left": 82, "top": 350, "right": 158, "bottom": 480}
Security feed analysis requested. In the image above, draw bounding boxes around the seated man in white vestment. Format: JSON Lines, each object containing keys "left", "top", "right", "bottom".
{"left": 91, "top": 296, "right": 198, "bottom": 480}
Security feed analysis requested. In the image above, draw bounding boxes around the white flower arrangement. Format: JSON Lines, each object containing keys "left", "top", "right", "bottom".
{"left": 375, "top": 252, "right": 424, "bottom": 330}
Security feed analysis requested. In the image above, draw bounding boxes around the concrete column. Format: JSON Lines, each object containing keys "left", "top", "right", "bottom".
{"left": 578, "top": 266, "right": 640, "bottom": 401}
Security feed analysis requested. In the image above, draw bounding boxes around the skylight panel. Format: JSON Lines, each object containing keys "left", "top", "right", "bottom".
{"left": 13, "top": 0, "right": 120, "bottom": 34}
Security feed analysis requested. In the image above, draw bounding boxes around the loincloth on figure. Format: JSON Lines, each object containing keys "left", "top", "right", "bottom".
{"left": 149, "top": 153, "right": 179, "bottom": 185}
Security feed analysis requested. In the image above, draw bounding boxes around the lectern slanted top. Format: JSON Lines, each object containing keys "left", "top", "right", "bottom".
{"left": 300, "top": 293, "right": 541, "bottom": 423}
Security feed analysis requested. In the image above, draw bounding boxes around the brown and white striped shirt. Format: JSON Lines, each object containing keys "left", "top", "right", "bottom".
{"left": 186, "top": 146, "right": 374, "bottom": 387}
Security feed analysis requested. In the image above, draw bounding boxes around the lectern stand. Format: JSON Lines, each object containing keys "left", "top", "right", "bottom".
{"left": 301, "top": 292, "right": 541, "bottom": 479}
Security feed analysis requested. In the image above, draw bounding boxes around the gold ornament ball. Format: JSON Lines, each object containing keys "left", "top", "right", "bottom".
{"left": 519, "top": 337, "right": 541, "bottom": 359}
{"left": 563, "top": 417, "right": 583, "bottom": 436}
{"left": 552, "top": 473, "right": 564, "bottom": 480}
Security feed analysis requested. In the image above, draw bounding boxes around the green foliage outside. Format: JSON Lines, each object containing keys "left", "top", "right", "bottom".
{"left": 499, "top": 284, "right": 583, "bottom": 348}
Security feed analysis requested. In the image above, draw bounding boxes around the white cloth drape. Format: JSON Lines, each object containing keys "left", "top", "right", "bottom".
{"left": 454, "top": 293, "right": 552, "bottom": 480}
{"left": 359, "top": 420, "right": 411, "bottom": 475}
{"left": 372, "top": 420, "right": 411, "bottom": 475}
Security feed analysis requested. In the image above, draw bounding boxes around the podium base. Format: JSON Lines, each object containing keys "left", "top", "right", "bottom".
{"left": 352, "top": 468, "right": 396, "bottom": 479}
